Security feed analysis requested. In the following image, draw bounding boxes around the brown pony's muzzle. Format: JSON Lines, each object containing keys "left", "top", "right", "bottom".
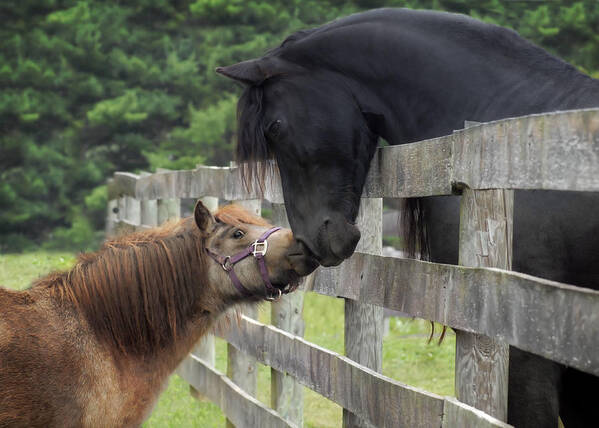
{"left": 285, "top": 240, "right": 319, "bottom": 276}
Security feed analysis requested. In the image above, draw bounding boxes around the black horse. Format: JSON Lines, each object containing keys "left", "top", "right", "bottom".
{"left": 217, "top": 8, "right": 599, "bottom": 428}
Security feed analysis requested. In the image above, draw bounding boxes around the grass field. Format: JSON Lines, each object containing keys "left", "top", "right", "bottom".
{"left": 1, "top": 250, "right": 455, "bottom": 427}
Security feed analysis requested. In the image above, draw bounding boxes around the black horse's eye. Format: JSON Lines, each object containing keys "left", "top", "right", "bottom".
{"left": 232, "top": 229, "right": 245, "bottom": 239}
{"left": 266, "top": 120, "right": 282, "bottom": 138}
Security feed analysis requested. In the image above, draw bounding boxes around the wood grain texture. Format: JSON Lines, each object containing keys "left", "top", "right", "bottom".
{"left": 177, "top": 354, "right": 295, "bottom": 428}
{"left": 110, "top": 165, "right": 285, "bottom": 202}
{"left": 108, "top": 109, "right": 599, "bottom": 201}
{"left": 105, "top": 199, "right": 118, "bottom": 238}
{"left": 221, "top": 315, "right": 511, "bottom": 428}
{"left": 117, "top": 196, "right": 141, "bottom": 226}
{"left": 442, "top": 396, "right": 512, "bottom": 428}
{"left": 455, "top": 188, "right": 512, "bottom": 421}
{"left": 312, "top": 253, "right": 599, "bottom": 376}
{"left": 111, "top": 197, "right": 138, "bottom": 235}
{"left": 270, "top": 204, "right": 304, "bottom": 427}
{"left": 140, "top": 199, "right": 157, "bottom": 228}
{"left": 157, "top": 198, "right": 181, "bottom": 225}
{"left": 344, "top": 198, "right": 384, "bottom": 428}
{"left": 363, "top": 136, "right": 453, "bottom": 197}
{"left": 223, "top": 315, "right": 443, "bottom": 428}
{"left": 107, "top": 172, "right": 140, "bottom": 200}
{"left": 226, "top": 307, "right": 258, "bottom": 428}
{"left": 452, "top": 108, "right": 599, "bottom": 193}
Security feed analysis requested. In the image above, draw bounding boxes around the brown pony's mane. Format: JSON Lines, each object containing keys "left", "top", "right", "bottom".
{"left": 31, "top": 205, "right": 265, "bottom": 356}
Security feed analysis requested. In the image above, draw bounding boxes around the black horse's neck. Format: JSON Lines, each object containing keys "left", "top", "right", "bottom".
{"left": 278, "top": 8, "right": 599, "bottom": 144}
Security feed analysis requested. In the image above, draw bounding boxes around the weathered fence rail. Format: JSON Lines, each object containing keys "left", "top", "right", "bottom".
{"left": 108, "top": 108, "right": 599, "bottom": 202}
{"left": 106, "top": 108, "right": 599, "bottom": 427}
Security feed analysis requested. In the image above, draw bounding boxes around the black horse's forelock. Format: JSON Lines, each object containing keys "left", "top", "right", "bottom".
{"left": 236, "top": 84, "right": 274, "bottom": 191}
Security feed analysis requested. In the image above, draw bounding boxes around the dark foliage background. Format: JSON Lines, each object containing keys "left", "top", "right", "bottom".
{"left": 1, "top": 0, "right": 598, "bottom": 251}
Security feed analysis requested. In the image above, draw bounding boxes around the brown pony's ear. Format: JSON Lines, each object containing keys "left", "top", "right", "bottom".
{"left": 194, "top": 200, "right": 215, "bottom": 234}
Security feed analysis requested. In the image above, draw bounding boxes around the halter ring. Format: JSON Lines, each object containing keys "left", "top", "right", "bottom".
{"left": 265, "top": 288, "right": 282, "bottom": 302}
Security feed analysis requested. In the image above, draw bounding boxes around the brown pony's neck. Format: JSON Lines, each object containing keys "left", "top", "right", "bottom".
{"left": 34, "top": 218, "right": 213, "bottom": 359}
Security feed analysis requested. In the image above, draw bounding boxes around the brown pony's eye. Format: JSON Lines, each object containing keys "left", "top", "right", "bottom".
{"left": 232, "top": 229, "right": 245, "bottom": 239}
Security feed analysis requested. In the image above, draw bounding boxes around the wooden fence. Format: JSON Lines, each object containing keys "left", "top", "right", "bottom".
{"left": 106, "top": 108, "right": 599, "bottom": 427}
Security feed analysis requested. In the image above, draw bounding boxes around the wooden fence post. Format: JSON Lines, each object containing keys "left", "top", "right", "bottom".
{"left": 455, "top": 187, "right": 512, "bottom": 421}
{"left": 190, "top": 196, "right": 218, "bottom": 401}
{"left": 140, "top": 199, "right": 158, "bottom": 228}
{"left": 270, "top": 203, "right": 304, "bottom": 427}
{"left": 157, "top": 198, "right": 181, "bottom": 224}
{"left": 226, "top": 199, "right": 261, "bottom": 428}
{"left": 112, "top": 195, "right": 141, "bottom": 235}
{"left": 106, "top": 198, "right": 118, "bottom": 238}
{"left": 343, "top": 198, "right": 384, "bottom": 428}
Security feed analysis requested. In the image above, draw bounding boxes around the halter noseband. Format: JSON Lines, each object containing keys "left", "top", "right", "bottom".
{"left": 206, "top": 227, "right": 285, "bottom": 301}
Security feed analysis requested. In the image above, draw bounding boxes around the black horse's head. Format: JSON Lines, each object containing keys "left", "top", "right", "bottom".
{"left": 217, "top": 56, "right": 379, "bottom": 266}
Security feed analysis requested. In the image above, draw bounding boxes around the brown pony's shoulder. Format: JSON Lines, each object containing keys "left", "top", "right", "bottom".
{"left": 215, "top": 204, "right": 270, "bottom": 227}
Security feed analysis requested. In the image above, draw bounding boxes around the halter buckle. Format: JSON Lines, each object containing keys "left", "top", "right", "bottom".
{"left": 221, "top": 256, "right": 233, "bottom": 272}
{"left": 251, "top": 240, "right": 268, "bottom": 257}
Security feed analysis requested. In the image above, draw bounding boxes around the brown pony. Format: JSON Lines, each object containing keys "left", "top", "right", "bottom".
{"left": 0, "top": 201, "right": 317, "bottom": 427}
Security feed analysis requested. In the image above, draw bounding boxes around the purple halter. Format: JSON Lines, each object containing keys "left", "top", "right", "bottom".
{"left": 206, "top": 227, "right": 283, "bottom": 301}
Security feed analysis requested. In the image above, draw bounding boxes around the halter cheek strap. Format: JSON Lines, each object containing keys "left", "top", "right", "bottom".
{"left": 206, "top": 227, "right": 283, "bottom": 301}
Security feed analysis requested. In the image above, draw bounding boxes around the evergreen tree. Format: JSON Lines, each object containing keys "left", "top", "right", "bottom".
{"left": 1, "top": 0, "right": 597, "bottom": 251}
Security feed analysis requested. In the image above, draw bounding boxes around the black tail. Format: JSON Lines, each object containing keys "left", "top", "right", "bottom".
{"left": 402, "top": 198, "right": 448, "bottom": 344}
{"left": 401, "top": 198, "right": 430, "bottom": 261}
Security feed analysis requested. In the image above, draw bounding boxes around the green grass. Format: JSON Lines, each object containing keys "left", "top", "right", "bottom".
{"left": 1, "top": 250, "right": 455, "bottom": 427}
{"left": 0, "top": 251, "right": 77, "bottom": 290}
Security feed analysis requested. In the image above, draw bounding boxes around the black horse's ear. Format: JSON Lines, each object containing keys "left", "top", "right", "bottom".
{"left": 194, "top": 200, "right": 215, "bottom": 234}
{"left": 216, "top": 59, "right": 266, "bottom": 85}
{"left": 216, "top": 57, "right": 301, "bottom": 85}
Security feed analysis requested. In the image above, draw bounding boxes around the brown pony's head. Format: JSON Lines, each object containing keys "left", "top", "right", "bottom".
{"left": 196, "top": 201, "right": 318, "bottom": 301}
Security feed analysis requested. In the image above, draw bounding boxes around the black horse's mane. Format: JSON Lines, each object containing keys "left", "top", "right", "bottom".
{"left": 236, "top": 84, "right": 273, "bottom": 190}
{"left": 236, "top": 25, "right": 321, "bottom": 187}
{"left": 236, "top": 23, "right": 331, "bottom": 186}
